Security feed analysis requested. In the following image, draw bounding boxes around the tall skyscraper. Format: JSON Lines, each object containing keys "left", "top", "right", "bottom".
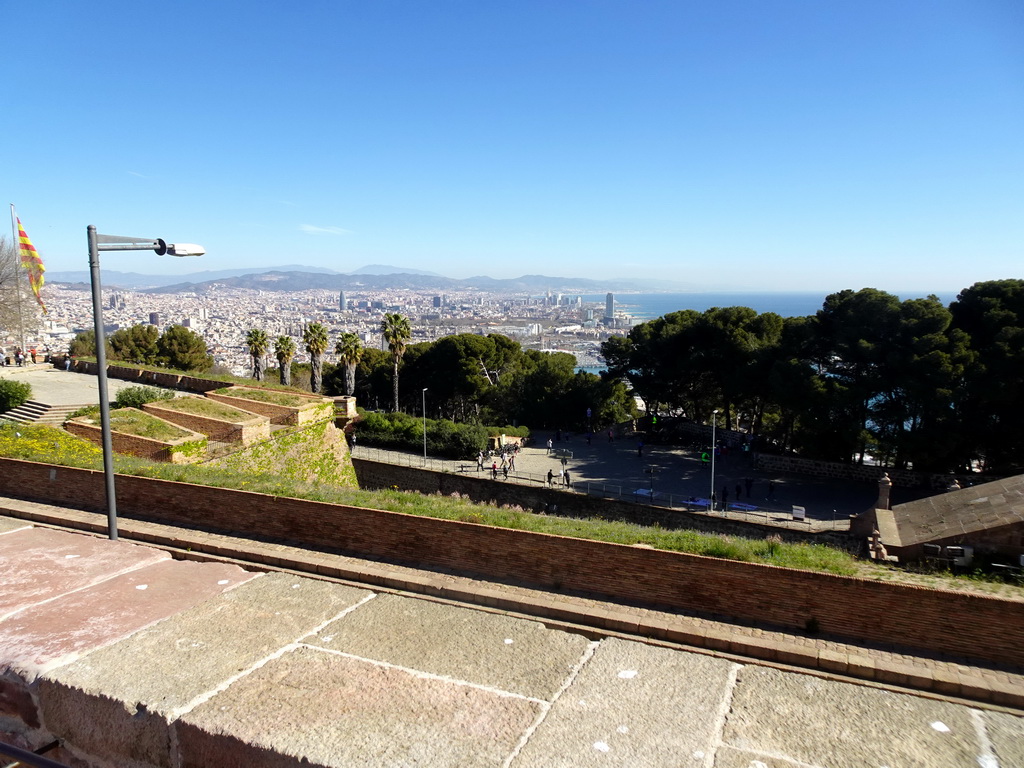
{"left": 339, "top": 291, "right": 348, "bottom": 311}
{"left": 605, "top": 292, "right": 615, "bottom": 321}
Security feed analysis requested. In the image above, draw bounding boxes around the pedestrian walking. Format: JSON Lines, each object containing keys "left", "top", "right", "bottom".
{"left": 502, "top": 465, "right": 508, "bottom": 480}
{"left": 564, "top": 469, "right": 571, "bottom": 488}
{"left": 508, "top": 454, "right": 515, "bottom": 472}
{"left": 477, "top": 452, "right": 484, "bottom": 471}
{"left": 547, "top": 468, "right": 554, "bottom": 486}
{"left": 547, "top": 438, "right": 553, "bottom": 454}
{"left": 721, "top": 485, "right": 729, "bottom": 511}
{"left": 492, "top": 462, "right": 498, "bottom": 480}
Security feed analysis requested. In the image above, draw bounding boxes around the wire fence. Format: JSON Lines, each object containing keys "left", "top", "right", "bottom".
{"left": 350, "top": 445, "right": 851, "bottom": 531}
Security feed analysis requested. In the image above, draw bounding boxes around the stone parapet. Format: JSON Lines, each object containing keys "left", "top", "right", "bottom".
{"left": 1, "top": 508, "right": 1021, "bottom": 768}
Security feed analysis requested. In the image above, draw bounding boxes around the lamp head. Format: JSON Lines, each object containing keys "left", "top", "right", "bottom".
{"left": 155, "top": 239, "right": 206, "bottom": 257}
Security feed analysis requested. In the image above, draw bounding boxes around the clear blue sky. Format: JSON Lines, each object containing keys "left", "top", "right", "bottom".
{"left": 7, "top": 0, "right": 1023, "bottom": 292}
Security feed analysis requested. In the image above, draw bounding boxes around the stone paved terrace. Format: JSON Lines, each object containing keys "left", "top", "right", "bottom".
{"left": 1, "top": 501, "right": 1023, "bottom": 768}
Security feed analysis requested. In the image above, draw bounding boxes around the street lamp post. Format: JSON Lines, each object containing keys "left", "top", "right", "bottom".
{"left": 422, "top": 388, "right": 428, "bottom": 465}
{"left": 88, "top": 226, "right": 204, "bottom": 540}
{"left": 709, "top": 408, "right": 719, "bottom": 511}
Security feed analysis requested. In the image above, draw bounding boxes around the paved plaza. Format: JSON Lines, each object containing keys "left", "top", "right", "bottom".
{"left": 0, "top": 363, "right": 141, "bottom": 407}
{"left": 355, "top": 433, "right": 901, "bottom": 527}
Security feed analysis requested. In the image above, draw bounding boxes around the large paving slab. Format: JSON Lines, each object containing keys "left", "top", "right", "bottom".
{"left": 0, "top": 526, "right": 168, "bottom": 620}
{"left": 513, "top": 637, "right": 737, "bottom": 767}
{"left": 721, "top": 665, "right": 986, "bottom": 768}
{"left": 38, "top": 572, "right": 371, "bottom": 768}
{"left": 1, "top": 557, "right": 251, "bottom": 678}
{"left": 178, "top": 645, "right": 543, "bottom": 768}
{"left": 984, "top": 710, "right": 1024, "bottom": 768}
{"left": 306, "top": 593, "right": 592, "bottom": 700}
{"left": 0, "top": 515, "right": 30, "bottom": 534}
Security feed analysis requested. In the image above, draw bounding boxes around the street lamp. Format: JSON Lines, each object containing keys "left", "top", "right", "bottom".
{"left": 88, "top": 226, "right": 204, "bottom": 540}
{"left": 422, "top": 388, "right": 428, "bottom": 465}
{"left": 709, "top": 408, "right": 719, "bottom": 511}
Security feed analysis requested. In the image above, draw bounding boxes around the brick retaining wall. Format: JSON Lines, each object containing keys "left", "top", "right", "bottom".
{"left": 142, "top": 400, "right": 271, "bottom": 445}
{"left": 351, "top": 459, "right": 857, "bottom": 550}
{"left": 70, "top": 361, "right": 228, "bottom": 394}
{"left": 64, "top": 417, "right": 206, "bottom": 464}
{"left": 205, "top": 388, "right": 333, "bottom": 426}
{"left": 1, "top": 457, "right": 1021, "bottom": 667}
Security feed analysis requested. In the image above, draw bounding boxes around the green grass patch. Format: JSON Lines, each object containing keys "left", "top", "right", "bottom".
{"left": 73, "top": 409, "right": 192, "bottom": 442}
{"left": 155, "top": 397, "right": 255, "bottom": 421}
{"left": 214, "top": 387, "right": 311, "bottom": 407}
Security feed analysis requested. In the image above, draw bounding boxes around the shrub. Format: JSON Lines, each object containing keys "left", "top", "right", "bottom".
{"left": 355, "top": 411, "right": 490, "bottom": 459}
{"left": 115, "top": 386, "right": 173, "bottom": 410}
{"left": 0, "top": 380, "right": 32, "bottom": 411}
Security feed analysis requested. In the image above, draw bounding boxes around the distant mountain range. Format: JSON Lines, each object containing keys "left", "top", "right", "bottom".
{"left": 49, "top": 264, "right": 683, "bottom": 293}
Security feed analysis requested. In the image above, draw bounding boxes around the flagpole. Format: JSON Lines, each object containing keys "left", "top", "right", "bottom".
{"left": 9, "top": 204, "right": 26, "bottom": 352}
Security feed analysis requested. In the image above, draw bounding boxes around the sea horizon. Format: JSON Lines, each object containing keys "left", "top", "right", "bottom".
{"left": 582, "top": 291, "right": 961, "bottom": 321}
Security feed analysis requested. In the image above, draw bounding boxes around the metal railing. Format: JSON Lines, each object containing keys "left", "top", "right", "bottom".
{"left": 349, "top": 445, "right": 850, "bottom": 531}
{"left": 0, "top": 740, "right": 69, "bottom": 768}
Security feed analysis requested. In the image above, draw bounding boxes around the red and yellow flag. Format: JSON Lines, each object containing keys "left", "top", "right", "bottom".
{"left": 16, "top": 217, "right": 47, "bottom": 314}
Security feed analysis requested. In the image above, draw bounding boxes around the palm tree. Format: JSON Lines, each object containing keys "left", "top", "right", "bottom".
{"left": 335, "top": 332, "right": 363, "bottom": 396}
{"left": 245, "top": 328, "right": 269, "bottom": 381}
{"left": 302, "top": 322, "right": 329, "bottom": 393}
{"left": 380, "top": 312, "right": 411, "bottom": 411}
{"left": 274, "top": 335, "right": 296, "bottom": 386}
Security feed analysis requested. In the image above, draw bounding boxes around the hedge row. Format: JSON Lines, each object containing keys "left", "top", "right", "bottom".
{"left": 356, "top": 411, "right": 528, "bottom": 459}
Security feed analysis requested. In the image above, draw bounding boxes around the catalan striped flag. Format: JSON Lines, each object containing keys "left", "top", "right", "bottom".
{"left": 16, "top": 217, "right": 47, "bottom": 314}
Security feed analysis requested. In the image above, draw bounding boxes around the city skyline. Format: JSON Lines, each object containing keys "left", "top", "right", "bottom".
{"left": 6, "top": 1, "right": 1023, "bottom": 293}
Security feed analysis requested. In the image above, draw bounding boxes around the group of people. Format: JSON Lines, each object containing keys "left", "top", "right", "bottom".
{"left": 546, "top": 467, "right": 571, "bottom": 488}
{"left": 0, "top": 346, "right": 38, "bottom": 367}
{"left": 708, "top": 479, "right": 775, "bottom": 511}
{"left": 477, "top": 445, "right": 519, "bottom": 480}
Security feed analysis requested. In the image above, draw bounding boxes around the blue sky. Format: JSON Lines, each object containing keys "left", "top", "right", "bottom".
{"left": 7, "top": 0, "right": 1023, "bottom": 292}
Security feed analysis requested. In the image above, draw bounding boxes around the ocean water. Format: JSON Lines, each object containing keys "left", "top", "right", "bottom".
{"left": 582, "top": 291, "right": 960, "bottom": 321}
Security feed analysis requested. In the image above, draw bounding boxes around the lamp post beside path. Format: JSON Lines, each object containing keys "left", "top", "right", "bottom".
{"left": 709, "top": 408, "right": 719, "bottom": 511}
{"left": 422, "top": 388, "right": 428, "bottom": 465}
{"left": 88, "top": 226, "right": 205, "bottom": 540}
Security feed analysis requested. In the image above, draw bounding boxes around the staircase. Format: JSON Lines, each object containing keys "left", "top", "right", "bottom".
{"left": 0, "top": 400, "right": 90, "bottom": 425}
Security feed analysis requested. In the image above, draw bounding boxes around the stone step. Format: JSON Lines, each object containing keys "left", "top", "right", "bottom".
{"left": 0, "top": 401, "right": 90, "bottom": 425}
